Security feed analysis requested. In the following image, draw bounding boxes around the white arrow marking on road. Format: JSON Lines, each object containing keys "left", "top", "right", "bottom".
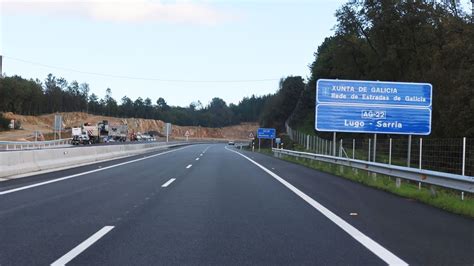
{"left": 161, "top": 178, "right": 176, "bottom": 188}
{"left": 51, "top": 226, "right": 114, "bottom": 266}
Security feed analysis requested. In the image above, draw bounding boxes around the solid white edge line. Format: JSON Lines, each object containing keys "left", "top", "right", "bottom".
{"left": 161, "top": 178, "right": 176, "bottom": 187}
{"left": 224, "top": 146, "right": 408, "bottom": 266}
{"left": 0, "top": 146, "right": 191, "bottom": 196}
{"left": 51, "top": 226, "right": 114, "bottom": 266}
{"left": 186, "top": 164, "right": 192, "bottom": 169}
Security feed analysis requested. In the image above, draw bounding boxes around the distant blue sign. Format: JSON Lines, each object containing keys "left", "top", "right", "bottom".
{"left": 316, "top": 105, "right": 431, "bottom": 135}
{"left": 317, "top": 79, "right": 432, "bottom": 107}
{"left": 257, "top": 128, "right": 276, "bottom": 139}
{"left": 316, "top": 79, "right": 432, "bottom": 135}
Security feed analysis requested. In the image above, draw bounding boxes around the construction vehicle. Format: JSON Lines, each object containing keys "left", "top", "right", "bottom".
{"left": 71, "top": 120, "right": 110, "bottom": 144}
{"left": 109, "top": 124, "right": 128, "bottom": 142}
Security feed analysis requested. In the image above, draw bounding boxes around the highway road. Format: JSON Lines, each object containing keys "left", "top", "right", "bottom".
{"left": 0, "top": 144, "right": 472, "bottom": 265}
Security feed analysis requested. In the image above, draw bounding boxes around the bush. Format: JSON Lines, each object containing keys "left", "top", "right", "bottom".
{"left": 0, "top": 113, "right": 10, "bottom": 131}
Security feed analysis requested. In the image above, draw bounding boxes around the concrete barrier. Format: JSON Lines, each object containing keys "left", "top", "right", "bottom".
{"left": 0, "top": 142, "right": 190, "bottom": 179}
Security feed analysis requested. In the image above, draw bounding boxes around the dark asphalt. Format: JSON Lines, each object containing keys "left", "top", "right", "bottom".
{"left": 0, "top": 144, "right": 472, "bottom": 265}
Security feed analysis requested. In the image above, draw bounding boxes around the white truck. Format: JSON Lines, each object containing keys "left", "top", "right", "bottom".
{"left": 71, "top": 127, "right": 91, "bottom": 145}
{"left": 71, "top": 120, "right": 109, "bottom": 144}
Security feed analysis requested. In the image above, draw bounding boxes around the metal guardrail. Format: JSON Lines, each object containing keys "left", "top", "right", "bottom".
{"left": 272, "top": 148, "right": 474, "bottom": 193}
{"left": 0, "top": 139, "right": 72, "bottom": 151}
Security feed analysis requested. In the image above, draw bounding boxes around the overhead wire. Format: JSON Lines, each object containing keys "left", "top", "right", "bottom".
{"left": 2, "top": 55, "right": 280, "bottom": 83}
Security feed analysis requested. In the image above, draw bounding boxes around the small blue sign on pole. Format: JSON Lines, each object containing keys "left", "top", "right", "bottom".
{"left": 315, "top": 79, "right": 432, "bottom": 135}
{"left": 257, "top": 128, "right": 276, "bottom": 139}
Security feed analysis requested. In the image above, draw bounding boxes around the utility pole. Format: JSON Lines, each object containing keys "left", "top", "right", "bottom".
{"left": 471, "top": 0, "right": 474, "bottom": 23}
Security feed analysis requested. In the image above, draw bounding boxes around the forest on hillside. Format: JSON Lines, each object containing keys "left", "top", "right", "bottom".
{"left": 0, "top": 73, "right": 270, "bottom": 128}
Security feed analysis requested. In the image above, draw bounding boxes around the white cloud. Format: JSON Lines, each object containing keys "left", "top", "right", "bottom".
{"left": 1, "top": 0, "right": 238, "bottom": 25}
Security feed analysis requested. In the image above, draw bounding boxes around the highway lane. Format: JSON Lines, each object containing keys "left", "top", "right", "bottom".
{"left": 0, "top": 144, "right": 472, "bottom": 265}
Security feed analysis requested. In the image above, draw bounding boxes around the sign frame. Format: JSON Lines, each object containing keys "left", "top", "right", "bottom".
{"left": 257, "top": 128, "right": 276, "bottom": 139}
{"left": 315, "top": 79, "right": 432, "bottom": 135}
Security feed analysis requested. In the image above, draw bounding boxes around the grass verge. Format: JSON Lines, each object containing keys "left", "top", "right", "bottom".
{"left": 255, "top": 148, "right": 474, "bottom": 218}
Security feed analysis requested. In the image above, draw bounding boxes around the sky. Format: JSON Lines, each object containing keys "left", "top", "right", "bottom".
{"left": 1, "top": 0, "right": 348, "bottom": 106}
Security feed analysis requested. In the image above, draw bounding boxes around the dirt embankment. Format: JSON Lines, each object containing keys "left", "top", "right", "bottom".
{"left": 0, "top": 112, "right": 258, "bottom": 141}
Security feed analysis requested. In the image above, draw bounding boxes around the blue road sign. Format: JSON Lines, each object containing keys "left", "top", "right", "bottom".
{"left": 257, "top": 128, "right": 276, "bottom": 139}
{"left": 315, "top": 105, "right": 431, "bottom": 135}
{"left": 317, "top": 79, "right": 432, "bottom": 107}
{"left": 315, "top": 79, "right": 432, "bottom": 135}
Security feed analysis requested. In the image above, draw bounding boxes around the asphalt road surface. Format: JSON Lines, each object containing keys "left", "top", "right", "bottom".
{"left": 0, "top": 144, "right": 472, "bottom": 265}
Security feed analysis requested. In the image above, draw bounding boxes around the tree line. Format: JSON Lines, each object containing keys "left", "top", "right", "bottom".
{"left": 0, "top": 73, "right": 270, "bottom": 128}
{"left": 261, "top": 0, "right": 474, "bottom": 138}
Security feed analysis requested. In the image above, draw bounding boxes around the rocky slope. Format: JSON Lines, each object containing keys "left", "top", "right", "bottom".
{"left": 0, "top": 112, "right": 258, "bottom": 141}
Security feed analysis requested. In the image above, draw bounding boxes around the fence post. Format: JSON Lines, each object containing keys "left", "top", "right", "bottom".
{"left": 407, "top": 135, "right": 412, "bottom": 167}
{"left": 352, "top": 139, "right": 355, "bottom": 159}
{"left": 462, "top": 137, "right": 466, "bottom": 200}
{"left": 319, "top": 138, "right": 322, "bottom": 154}
{"left": 333, "top": 132, "right": 337, "bottom": 156}
{"left": 389, "top": 138, "right": 392, "bottom": 165}
{"left": 462, "top": 137, "right": 466, "bottom": 176}
{"left": 306, "top": 135, "right": 310, "bottom": 150}
{"left": 368, "top": 139, "right": 371, "bottom": 162}
{"left": 329, "top": 141, "right": 332, "bottom": 156}
{"left": 373, "top": 134, "right": 377, "bottom": 162}
{"left": 419, "top": 138, "right": 423, "bottom": 170}
{"left": 339, "top": 139, "right": 343, "bottom": 157}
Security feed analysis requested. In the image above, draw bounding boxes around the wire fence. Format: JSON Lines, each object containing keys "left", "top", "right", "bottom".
{"left": 285, "top": 125, "right": 473, "bottom": 177}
